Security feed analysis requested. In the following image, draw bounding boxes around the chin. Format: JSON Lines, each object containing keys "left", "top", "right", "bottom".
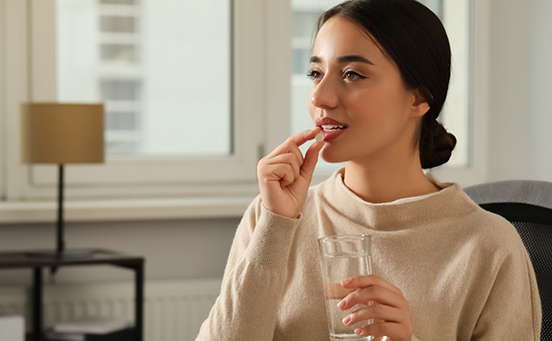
{"left": 319, "top": 148, "right": 348, "bottom": 164}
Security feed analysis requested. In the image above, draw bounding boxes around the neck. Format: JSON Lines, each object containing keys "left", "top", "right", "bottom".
{"left": 343, "top": 152, "right": 440, "bottom": 204}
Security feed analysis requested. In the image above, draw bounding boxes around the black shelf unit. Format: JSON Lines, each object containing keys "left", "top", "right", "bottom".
{"left": 0, "top": 249, "right": 144, "bottom": 341}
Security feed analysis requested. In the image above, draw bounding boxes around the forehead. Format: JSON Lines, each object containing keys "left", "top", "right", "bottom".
{"left": 313, "top": 16, "right": 385, "bottom": 62}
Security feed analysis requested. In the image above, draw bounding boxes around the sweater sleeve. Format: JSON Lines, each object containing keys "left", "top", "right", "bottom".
{"left": 471, "top": 242, "right": 542, "bottom": 340}
{"left": 195, "top": 196, "right": 301, "bottom": 341}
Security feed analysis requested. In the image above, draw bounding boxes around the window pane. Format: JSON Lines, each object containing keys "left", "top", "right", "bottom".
{"left": 292, "top": 11, "right": 320, "bottom": 38}
{"left": 100, "top": 44, "right": 137, "bottom": 61}
{"left": 106, "top": 111, "right": 138, "bottom": 130}
{"left": 56, "top": 0, "right": 232, "bottom": 157}
{"left": 101, "top": 80, "right": 139, "bottom": 100}
{"left": 101, "top": 16, "right": 136, "bottom": 33}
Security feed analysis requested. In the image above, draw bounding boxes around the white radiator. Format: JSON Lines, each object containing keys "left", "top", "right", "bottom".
{"left": 0, "top": 278, "right": 221, "bottom": 341}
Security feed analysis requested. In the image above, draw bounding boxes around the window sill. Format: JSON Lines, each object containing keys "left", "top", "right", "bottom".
{"left": 0, "top": 195, "right": 256, "bottom": 224}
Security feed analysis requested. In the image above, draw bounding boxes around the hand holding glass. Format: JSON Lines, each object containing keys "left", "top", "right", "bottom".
{"left": 318, "top": 234, "right": 373, "bottom": 341}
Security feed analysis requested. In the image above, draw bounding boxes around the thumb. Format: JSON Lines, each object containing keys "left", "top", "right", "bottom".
{"left": 300, "top": 141, "right": 323, "bottom": 181}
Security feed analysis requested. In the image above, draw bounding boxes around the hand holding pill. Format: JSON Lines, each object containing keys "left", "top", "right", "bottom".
{"left": 257, "top": 128, "right": 324, "bottom": 219}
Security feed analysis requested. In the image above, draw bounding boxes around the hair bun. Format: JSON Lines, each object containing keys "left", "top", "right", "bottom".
{"left": 420, "top": 121, "right": 457, "bottom": 169}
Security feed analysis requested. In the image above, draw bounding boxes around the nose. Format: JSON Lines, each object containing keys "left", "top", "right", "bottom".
{"left": 310, "top": 76, "right": 338, "bottom": 110}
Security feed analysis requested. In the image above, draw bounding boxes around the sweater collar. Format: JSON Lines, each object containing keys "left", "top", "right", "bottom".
{"left": 317, "top": 168, "right": 477, "bottom": 231}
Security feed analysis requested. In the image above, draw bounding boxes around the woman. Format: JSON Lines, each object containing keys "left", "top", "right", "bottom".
{"left": 196, "top": 0, "right": 541, "bottom": 340}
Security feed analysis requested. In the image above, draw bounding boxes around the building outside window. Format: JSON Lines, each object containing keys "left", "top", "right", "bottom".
{"left": 57, "top": 0, "right": 232, "bottom": 157}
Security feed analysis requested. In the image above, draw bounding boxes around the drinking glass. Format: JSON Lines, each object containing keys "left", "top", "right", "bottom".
{"left": 318, "top": 234, "right": 373, "bottom": 341}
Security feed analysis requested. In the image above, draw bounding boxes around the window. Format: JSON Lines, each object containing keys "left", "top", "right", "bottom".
{"left": 0, "top": 0, "right": 486, "bottom": 220}
{"left": 4, "top": 0, "right": 262, "bottom": 206}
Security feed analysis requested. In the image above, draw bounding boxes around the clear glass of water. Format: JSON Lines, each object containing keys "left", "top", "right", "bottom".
{"left": 318, "top": 234, "right": 373, "bottom": 341}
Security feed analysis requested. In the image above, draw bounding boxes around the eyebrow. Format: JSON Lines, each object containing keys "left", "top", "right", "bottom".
{"left": 310, "top": 55, "right": 375, "bottom": 65}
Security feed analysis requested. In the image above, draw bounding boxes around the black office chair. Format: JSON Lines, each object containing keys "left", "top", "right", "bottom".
{"left": 464, "top": 180, "right": 552, "bottom": 341}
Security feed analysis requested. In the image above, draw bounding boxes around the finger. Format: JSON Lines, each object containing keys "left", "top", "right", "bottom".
{"left": 263, "top": 140, "right": 303, "bottom": 167}
{"left": 264, "top": 153, "right": 302, "bottom": 181}
{"left": 264, "top": 127, "right": 321, "bottom": 161}
{"left": 377, "top": 337, "right": 395, "bottom": 341}
{"left": 267, "top": 128, "right": 321, "bottom": 158}
{"left": 259, "top": 164, "right": 296, "bottom": 188}
{"left": 288, "top": 127, "right": 322, "bottom": 147}
{"left": 375, "top": 337, "right": 395, "bottom": 341}
{"left": 339, "top": 283, "right": 405, "bottom": 311}
{"left": 342, "top": 275, "right": 403, "bottom": 297}
{"left": 324, "top": 282, "right": 354, "bottom": 300}
{"left": 355, "top": 321, "right": 412, "bottom": 341}
{"left": 343, "top": 303, "right": 404, "bottom": 326}
{"left": 356, "top": 321, "right": 398, "bottom": 337}
{"left": 300, "top": 141, "right": 323, "bottom": 180}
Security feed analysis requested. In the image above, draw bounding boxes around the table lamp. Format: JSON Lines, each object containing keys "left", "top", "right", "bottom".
{"left": 21, "top": 103, "right": 105, "bottom": 259}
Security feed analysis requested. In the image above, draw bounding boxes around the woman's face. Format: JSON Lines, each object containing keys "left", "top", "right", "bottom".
{"left": 309, "top": 17, "right": 428, "bottom": 165}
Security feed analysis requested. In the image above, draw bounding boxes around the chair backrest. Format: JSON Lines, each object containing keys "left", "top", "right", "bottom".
{"left": 464, "top": 180, "right": 552, "bottom": 341}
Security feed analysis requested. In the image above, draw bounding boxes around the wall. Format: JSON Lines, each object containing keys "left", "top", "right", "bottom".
{"left": 0, "top": 217, "right": 240, "bottom": 286}
{"left": 488, "top": 0, "right": 552, "bottom": 181}
{"left": 488, "top": 0, "right": 533, "bottom": 181}
{"left": 530, "top": 0, "right": 552, "bottom": 181}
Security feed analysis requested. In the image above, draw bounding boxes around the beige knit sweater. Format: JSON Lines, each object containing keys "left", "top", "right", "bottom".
{"left": 196, "top": 169, "right": 541, "bottom": 340}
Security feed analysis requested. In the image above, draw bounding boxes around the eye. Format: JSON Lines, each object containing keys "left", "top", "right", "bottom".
{"left": 307, "top": 69, "right": 322, "bottom": 80}
{"left": 343, "top": 71, "right": 367, "bottom": 80}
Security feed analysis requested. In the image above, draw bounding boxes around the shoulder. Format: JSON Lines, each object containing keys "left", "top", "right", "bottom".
{"left": 428, "top": 178, "right": 522, "bottom": 244}
{"left": 460, "top": 190, "right": 520, "bottom": 240}
{"left": 456, "top": 191, "right": 529, "bottom": 262}
{"left": 409, "top": 180, "right": 528, "bottom": 263}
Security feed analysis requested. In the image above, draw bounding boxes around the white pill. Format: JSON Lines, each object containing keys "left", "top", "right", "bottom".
{"left": 315, "top": 133, "right": 325, "bottom": 142}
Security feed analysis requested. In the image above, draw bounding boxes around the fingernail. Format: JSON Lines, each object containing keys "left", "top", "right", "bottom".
{"left": 355, "top": 327, "right": 363, "bottom": 336}
{"left": 337, "top": 299, "right": 346, "bottom": 309}
{"left": 341, "top": 278, "right": 352, "bottom": 286}
{"left": 342, "top": 316, "right": 350, "bottom": 325}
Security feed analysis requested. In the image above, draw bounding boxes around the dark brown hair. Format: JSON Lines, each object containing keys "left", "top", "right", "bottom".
{"left": 317, "top": 0, "right": 457, "bottom": 168}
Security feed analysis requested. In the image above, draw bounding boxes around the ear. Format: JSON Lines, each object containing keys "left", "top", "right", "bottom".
{"left": 410, "top": 89, "right": 431, "bottom": 118}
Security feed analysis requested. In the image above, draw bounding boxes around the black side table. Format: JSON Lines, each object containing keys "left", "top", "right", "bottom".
{"left": 0, "top": 249, "right": 144, "bottom": 341}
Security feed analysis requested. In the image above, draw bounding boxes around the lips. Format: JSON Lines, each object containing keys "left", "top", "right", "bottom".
{"left": 316, "top": 117, "right": 348, "bottom": 141}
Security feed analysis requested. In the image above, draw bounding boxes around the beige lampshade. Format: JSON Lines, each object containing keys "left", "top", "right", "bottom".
{"left": 21, "top": 103, "right": 105, "bottom": 164}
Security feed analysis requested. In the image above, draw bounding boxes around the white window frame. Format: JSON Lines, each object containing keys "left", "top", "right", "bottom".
{"left": 0, "top": 0, "right": 489, "bottom": 223}
{"left": 10, "top": 0, "right": 267, "bottom": 195}
{"left": 431, "top": 0, "right": 490, "bottom": 187}
{"left": 0, "top": 0, "right": 5, "bottom": 203}
{"left": 1, "top": 0, "right": 279, "bottom": 220}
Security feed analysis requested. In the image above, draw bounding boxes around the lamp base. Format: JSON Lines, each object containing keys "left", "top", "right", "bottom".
{"left": 26, "top": 249, "right": 95, "bottom": 259}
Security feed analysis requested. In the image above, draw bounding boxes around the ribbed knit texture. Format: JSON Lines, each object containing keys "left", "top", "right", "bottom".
{"left": 196, "top": 169, "right": 541, "bottom": 341}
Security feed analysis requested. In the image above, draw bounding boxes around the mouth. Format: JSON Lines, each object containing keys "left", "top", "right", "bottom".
{"left": 315, "top": 117, "right": 348, "bottom": 141}
{"left": 320, "top": 124, "right": 348, "bottom": 132}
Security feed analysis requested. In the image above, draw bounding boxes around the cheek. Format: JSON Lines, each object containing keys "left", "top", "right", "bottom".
{"left": 308, "top": 89, "right": 317, "bottom": 121}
